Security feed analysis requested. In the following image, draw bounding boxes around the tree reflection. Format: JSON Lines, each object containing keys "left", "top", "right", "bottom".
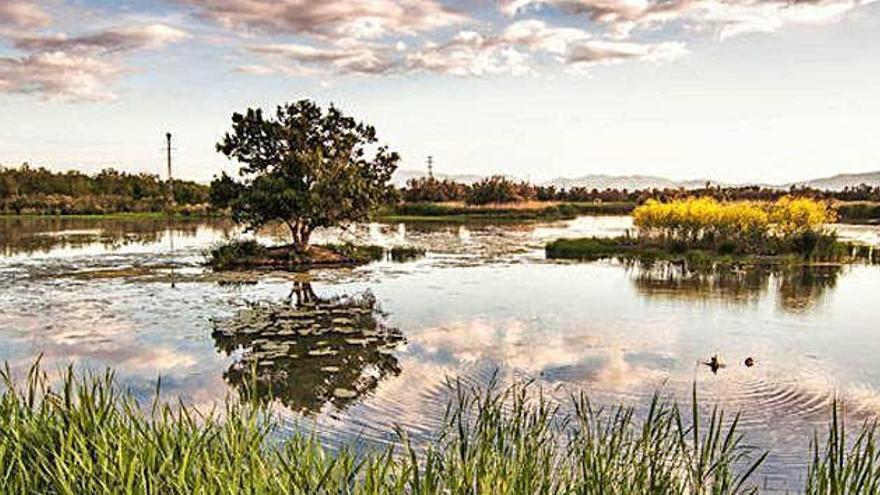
{"left": 776, "top": 266, "right": 840, "bottom": 313}
{"left": 0, "top": 216, "right": 232, "bottom": 256}
{"left": 627, "top": 260, "right": 843, "bottom": 312}
{"left": 212, "top": 282, "right": 404, "bottom": 414}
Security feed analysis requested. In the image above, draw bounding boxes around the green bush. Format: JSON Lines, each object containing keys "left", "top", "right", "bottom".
{"left": 466, "top": 175, "right": 522, "bottom": 205}
{"left": 208, "top": 239, "right": 266, "bottom": 270}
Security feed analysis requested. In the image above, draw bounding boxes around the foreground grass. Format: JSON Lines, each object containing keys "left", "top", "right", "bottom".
{"left": 4, "top": 363, "right": 880, "bottom": 494}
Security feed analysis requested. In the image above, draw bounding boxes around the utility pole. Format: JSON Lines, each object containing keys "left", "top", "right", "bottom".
{"left": 165, "top": 131, "right": 176, "bottom": 288}
{"left": 427, "top": 155, "right": 434, "bottom": 179}
{"left": 165, "top": 132, "right": 174, "bottom": 208}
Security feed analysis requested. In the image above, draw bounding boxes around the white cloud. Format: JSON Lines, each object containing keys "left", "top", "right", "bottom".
{"left": 0, "top": 0, "right": 51, "bottom": 33}
{"left": 405, "top": 30, "right": 535, "bottom": 76}
{"left": 565, "top": 39, "right": 689, "bottom": 67}
{"left": 0, "top": 52, "right": 122, "bottom": 102}
{"left": 13, "top": 24, "right": 189, "bottom": 53}
{"left": 247, "top": 40, "right": 399, "bottom": 75}
{"left": 498, "top": 0, "right": 873, "bottom": 41}
{"left": 179, "top": 0, "right": 468, "bottom": 39}
{"left": 242, "top": 18, "right": 685, "bottom": 78}
{"left": 0, "top": 24, "right": 189, "bottom": 102}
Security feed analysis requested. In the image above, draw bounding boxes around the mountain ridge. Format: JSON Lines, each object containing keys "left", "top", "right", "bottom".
{"left": 393, "top": 169, "right": 880, "bottom": 191}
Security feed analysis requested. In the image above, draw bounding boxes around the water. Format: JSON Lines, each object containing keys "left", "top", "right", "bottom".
{"left": 1, "top": 215, "right": 879, "bottom": 491}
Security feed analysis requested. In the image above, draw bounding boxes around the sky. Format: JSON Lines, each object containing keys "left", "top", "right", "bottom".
{"left": 0, "top": 0, "right": 878, "bottom": 184}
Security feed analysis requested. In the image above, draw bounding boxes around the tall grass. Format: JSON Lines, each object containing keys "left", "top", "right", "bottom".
{"left": 633, "top": 197, "right": 838, "bottom": 256}
{"left": 1, "top": 362, "right": 878, "bottom": 493}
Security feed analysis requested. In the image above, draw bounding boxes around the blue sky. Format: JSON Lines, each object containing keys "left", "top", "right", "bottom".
{"left": 0, "top": 0, "right": 878, "bottom": 183}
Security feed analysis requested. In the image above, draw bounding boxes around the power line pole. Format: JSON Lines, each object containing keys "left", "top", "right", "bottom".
{"left": 165, "top": 132, "right": 174, "bottom": 208}
{"left": 427, "top": 155, "right": 434, "bottom": 178}
{"left": 165, "top": 131, "right": 176, "bottom": 288}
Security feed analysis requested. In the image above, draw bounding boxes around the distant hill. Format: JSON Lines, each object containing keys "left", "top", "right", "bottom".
{"left": 394, "top": 169, "right": 880, "bottom": 191}
{"left": 788, "top": 171, "right": 880, "bottom": 191}
{"left": 543, "top": 174, "right": 713, "bottom": 191}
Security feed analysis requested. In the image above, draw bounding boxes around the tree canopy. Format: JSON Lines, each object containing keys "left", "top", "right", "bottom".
{"left": 214, "top": 100, "right": 399, "bottom": 249}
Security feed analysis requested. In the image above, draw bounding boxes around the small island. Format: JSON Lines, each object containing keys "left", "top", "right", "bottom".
{"left": 207, "top": 100, "right": 422, "bottom": 270}
{"left": 546, "top": 196, "right": 877, "bottom": 266}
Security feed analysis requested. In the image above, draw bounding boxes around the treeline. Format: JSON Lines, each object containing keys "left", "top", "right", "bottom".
{"left": 1, "top": 164, "right": 210, "bottom": 215}
{"left": 402, "top": 175, "right": 880, "bottom": 206}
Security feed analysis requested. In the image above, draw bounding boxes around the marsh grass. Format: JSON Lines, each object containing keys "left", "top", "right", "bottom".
{"left": 382, "top": 201, "right": 634, "bottom": 222}
{"left": 1, "top": 362, "right": 877, "bottom": 494}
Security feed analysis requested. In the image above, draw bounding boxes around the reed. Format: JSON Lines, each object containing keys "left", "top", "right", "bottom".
{"left": 1, "top": 362, "right": 877, "bottom": 494}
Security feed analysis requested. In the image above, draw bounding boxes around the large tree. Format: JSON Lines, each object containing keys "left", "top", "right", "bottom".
{"left": 215, "top": 100, "right": 400, "bottom": 250}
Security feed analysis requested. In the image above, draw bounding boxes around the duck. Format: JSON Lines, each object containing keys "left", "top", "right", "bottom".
{"left": 703, "top": 354, "right": 724, "bottom": 374}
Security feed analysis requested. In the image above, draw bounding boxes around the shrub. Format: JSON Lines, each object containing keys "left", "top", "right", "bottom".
{"left": 633, "top": 197, "right": 837, "bottom": 256}
{"left": 466, "top": 175, "right": 522, "bottom": 205}
{"left": 208, "top": 239, "right": 265, "bottom": 269}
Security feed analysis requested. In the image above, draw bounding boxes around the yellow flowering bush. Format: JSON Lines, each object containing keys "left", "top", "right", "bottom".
{"left": 633, "top": 196, "right": 837, "bottom": 255}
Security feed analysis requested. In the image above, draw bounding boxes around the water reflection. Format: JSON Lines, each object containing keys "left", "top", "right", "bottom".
{"left": 629, "top": 261, "right": 842, "bottom": 312}
{"left": 212, "top": 282, "right": 405, "bottom": 414}
{"left": 0, "top": 216, "right": 233, "bottom": 256}
{"left": 2, "top": 215, "right": 880, "bottom": 491}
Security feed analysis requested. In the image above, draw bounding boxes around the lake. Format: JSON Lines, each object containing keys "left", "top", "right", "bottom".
{"left": 1, "top": 215, "right": 879, "bottom": 491}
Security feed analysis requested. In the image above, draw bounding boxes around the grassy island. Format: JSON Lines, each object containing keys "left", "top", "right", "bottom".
{"left": 547, "top": 197, "right": 876, "bottom": 265}
{"left": 208, "top": 239, "right": 424, "bottom": 270}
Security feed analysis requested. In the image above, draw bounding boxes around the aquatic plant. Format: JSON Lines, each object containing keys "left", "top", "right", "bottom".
{"left": 632, "top": 197, "right": 838, "bottom": 257}
{"left": 389, "top": 245, "right": 426, "bottom": 262}
{"left": 806, "top": 401, "right": 880, "bottom": 494}
{"left": 4, "top": 360, "right": 880, "bottom": 494}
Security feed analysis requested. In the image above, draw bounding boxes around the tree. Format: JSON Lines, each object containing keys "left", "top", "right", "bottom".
{"left": 215, "top": 100, "right": 400, "bottom": 250}
{"left": 208, "top": 172, "right": 243, "bottom": 210}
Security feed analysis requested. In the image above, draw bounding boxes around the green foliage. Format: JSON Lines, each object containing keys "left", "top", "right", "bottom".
{"left": 214, "top": 100, "right": 399, "bottom": 249}
{"left": 208, "top": 171, "right": 244, "bottom": 210}
{"left": 7, "top": 362, "right": 880, "bottom": 493}
{"left": 389, "top": 246, "right": 426, "bottom": 262}
{"left": 0, "top": 362, "right": 779, "bottom": 495}
{"left": 806, "top": 401, "right": 880, "bottom": 494}
{"left": 836, "top": 202, "right": 880, "bottom": 224}
{"left": 466, "top": 175, "right": 523, "bottom": 205}
{"left": 207, "top": 240, "right": 390, "bottom": 270}
{"left": 208, "top": 239, "right": 266, "bottom": 270}
{"left": 320, "top": 243, "right": 386, "bottom": 263}
{"left": 402, "top": 176, "right": 468, "bottom": 202}
{"left": 0, "top": 164, "right": 209, "bottom": 215}
{"left": 384, "top": 201, "right": 633, "bottom": 222}
{"left": 545, "top": 237, "right": 639, "bottom": 260}
{"left": 633, "top": 197, "right": 840, "bottom": 258}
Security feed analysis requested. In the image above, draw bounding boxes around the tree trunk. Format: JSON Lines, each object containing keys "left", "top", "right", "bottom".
{"left": 284, "top": 219, "right": 312, "bottom": 252}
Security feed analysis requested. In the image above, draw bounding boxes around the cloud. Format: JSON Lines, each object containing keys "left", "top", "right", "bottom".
{"left": 0, "top": 0, "right": 51, "bottom": 32}
{"left": 405, "top": 30, "right": 535, "bottom": 76}
{"left": 242, "top": 19, "right": 684, "bottom": 78}
{"left": 179, "top": 0, "right": 468, "bottom": 39}
{"left": 248, "top": 41, "right": 398, "bottom": 75}
{"left": 13, "top": 24, "right": 189, "bottom": 53}
{"left": 0, "top": 24, "right": 189, "bottom": 102}
{"left": 0, "top": 52, "right": 121, "bottom": 101}
{"left": 499, "top": 0, "right": 873, "bottom": 40}
{"left": 565, "top": 39, "right": 689, "bottom": 67}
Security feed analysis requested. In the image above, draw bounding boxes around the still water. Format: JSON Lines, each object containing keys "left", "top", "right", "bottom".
{"left": 1, "top": 215, "right": 879, "bottom": 491}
